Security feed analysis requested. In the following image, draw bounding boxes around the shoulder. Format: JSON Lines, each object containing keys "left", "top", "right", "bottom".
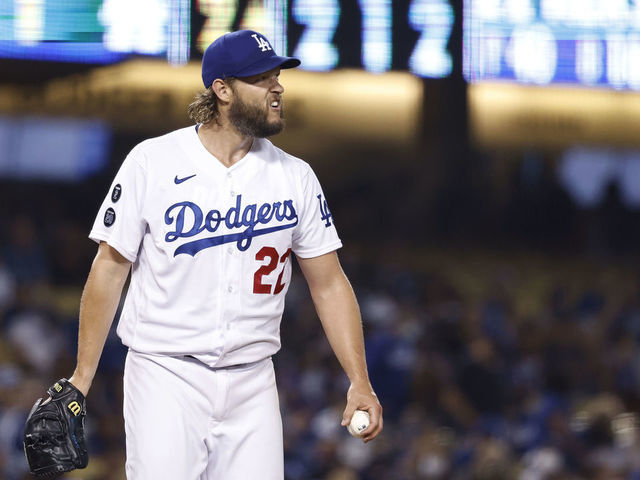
{"left": 256, "top": 138, "right": 313, "bottom": 176}
{"left": 133, "top": 126, "right": 193, "bottom": 156}
{"left": 126, "top": 126, "right": 194, "bottom": 170}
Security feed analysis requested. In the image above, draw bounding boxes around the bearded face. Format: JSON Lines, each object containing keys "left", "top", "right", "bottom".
{"left": 228, "top": 85, "right": 285, "bottom": 138}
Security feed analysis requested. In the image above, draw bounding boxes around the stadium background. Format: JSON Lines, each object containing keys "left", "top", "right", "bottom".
{"left": 2, "top": 0, "right": 640, "bottom": 478}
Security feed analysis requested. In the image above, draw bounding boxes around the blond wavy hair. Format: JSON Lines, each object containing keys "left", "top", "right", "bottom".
{"left": 187, "top": 79, "right": 236, "bottom": 125}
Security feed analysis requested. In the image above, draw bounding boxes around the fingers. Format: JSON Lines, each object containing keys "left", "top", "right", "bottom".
{"left": 341, "top": 386, "right": 384, "bottom": 442}
{"left": 341, "top": 404, "right": 357, "bottom": 427}
{"left": 361, "top": 403, "right": 383, "bottom": 443}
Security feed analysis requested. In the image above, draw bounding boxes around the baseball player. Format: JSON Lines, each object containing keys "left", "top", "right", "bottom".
{"left": 26, "top": 29, "right": 382, "bottom": 479}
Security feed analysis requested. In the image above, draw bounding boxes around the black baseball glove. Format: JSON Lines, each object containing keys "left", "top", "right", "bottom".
{"left": 23, "top": 378, "right": 89, "bottom": 477}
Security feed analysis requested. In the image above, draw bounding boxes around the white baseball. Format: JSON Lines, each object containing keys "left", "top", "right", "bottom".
{"left": 347, "top": 410, "right": 370, "bottom": 437}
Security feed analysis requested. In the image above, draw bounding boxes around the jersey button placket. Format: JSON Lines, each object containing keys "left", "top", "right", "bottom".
{"left": 226, "top": 171, "right": 235, "bottom": 197}
{"left": 217, "top": 182, "right": 234, "bottom": 353}
{"left": 225, "top": 247, "right": 238, "bottom": 295}
{"left": 223, "top": 256, "right": 239, "bottom": 344}
{"left": 227, "top": 170, "right": 240, "bottom": 198}
{"left": 223, "top": 169, "right": 242, "bottom": 341}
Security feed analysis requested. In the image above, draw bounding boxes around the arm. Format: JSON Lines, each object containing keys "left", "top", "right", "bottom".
{"left": 297, "top": 251, "right": 383, "bottom": 442}
{"left": 69, "top": 241, "right": 131, "bottom": 396}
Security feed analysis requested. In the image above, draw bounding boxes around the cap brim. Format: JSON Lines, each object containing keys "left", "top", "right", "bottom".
{"left": 235, "top": 55, "right": 301, "bottom": 78}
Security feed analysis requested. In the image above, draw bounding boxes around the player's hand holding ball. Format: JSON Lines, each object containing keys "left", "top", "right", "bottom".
{"left": 347, "top": 410, "right": 370, "bottom": 437}
{"left": 341, "top": 382, "right": 383, "bottom": 442}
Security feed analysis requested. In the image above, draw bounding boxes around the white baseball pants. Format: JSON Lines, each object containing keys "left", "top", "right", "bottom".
{"left": 122, "top": 350, "right": 284, "bottom": 479}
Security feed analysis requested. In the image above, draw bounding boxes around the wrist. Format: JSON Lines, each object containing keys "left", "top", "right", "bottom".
{"left": 69, "top": 370, "right": 94, "bottom": 397}
{"left": 349, "top": 378, "right": 372, "bottom": 389}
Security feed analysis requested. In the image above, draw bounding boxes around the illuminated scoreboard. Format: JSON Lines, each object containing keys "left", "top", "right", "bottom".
{"left": 0, "top": 0, "right": 191, "bottom": 63}
{"left": 286, "top": 0, "right": 454, "bottom": 76}
{"left": 464, "top": 0, "right": 640, "bottom": 90}
{"left": 0, "top": 0, "right": 455, "bottom": 78}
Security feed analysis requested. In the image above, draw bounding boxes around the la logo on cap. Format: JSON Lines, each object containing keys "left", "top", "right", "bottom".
{"left": 252, "top": 34, "right": 272, "bottom": 52}
{"left": 200, "top": 30, "right": 300, "bottom": 88}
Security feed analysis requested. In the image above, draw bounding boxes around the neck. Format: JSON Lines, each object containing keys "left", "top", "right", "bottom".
{"left": 197, "top": 120, "right": 254, "bottom": 168}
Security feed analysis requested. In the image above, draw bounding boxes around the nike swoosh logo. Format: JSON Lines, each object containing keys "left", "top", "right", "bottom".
{"left": 174, "top": 174, "right": 197, "bottom": 184}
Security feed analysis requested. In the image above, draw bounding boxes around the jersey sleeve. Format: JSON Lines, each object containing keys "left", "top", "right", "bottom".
{"left": 88, "top": 147, "right": 148, "bottom": 262}
{"left": 292, "top": 165, "right": 342, "bottom": 258}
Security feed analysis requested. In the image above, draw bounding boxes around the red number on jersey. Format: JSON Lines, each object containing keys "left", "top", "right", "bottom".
{"left": 254, "top": 247, "right": 293, "bottom": 294}
{"left": 254, "top": 247, "right": 279, "bottom": 294}
{"left": 273, "top": 248, "right": 292, "bottom": 294}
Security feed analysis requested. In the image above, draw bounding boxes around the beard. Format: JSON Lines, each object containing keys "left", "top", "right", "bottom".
{"left": 228, "top": 92, "right": 285, "bottom": 138}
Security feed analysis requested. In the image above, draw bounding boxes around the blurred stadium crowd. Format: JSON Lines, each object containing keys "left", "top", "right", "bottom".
{"left": 6, "top": 0, "right": 640, "bottom": 476}
{"left": 1, "top": 151, "right": 640, "bottom": 480}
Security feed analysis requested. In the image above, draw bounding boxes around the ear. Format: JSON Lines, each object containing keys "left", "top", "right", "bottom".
{"left": 212, "top": 79, "right": 233, "bottom": 103}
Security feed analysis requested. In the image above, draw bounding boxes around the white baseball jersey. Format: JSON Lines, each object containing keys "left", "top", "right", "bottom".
{"left": 89, "top": 126, "right": 342, "bottom": 367}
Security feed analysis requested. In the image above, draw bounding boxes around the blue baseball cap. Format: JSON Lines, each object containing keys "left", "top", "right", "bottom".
{"left": 201, "top": 30, "right": 301, "bottom": 88}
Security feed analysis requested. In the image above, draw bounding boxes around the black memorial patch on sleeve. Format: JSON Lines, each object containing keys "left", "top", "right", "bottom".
{"left": 111, "top": 184, "right": 122, "bottom": 203}
{"left": 104, "top": 208, "right": 116, "bottom": 227}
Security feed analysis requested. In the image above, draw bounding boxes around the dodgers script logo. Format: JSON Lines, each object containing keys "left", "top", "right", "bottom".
{"left": 165, "top": 195, "right": 298, "bottom": 257}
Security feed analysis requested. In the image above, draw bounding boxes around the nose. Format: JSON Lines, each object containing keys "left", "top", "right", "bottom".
{"left": 271, "top": 77, "right": 284, "bottom": 94}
